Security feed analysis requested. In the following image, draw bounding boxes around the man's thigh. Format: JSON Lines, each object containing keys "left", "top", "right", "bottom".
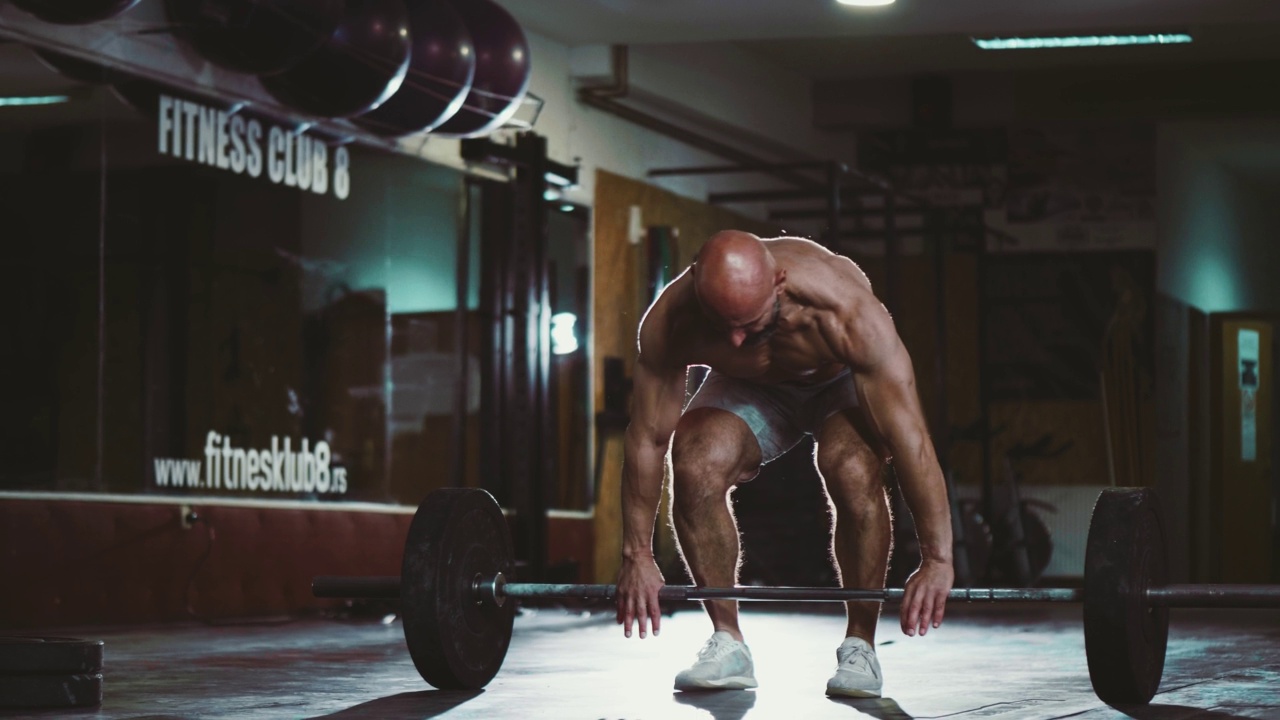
{"left": 684, "top": 371, "right": 804, "bottom": 463}
{"left": 814, "top": 408, "right": 889, "bottom": 501}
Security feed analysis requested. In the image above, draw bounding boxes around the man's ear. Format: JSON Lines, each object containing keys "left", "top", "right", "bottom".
{"left": 774, "top": 268, "right": 787, "bottom": 287}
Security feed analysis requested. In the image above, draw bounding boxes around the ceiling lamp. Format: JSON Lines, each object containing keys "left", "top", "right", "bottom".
{"left": 0, "top": 95, "right": 71, "bottom": 107}
{"left": 972, "top": 33, "right": 1193, "bottom": 50}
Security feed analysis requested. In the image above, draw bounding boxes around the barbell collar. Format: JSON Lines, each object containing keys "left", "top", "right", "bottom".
{"left": 474, "top": 572, "right": 507, "bottom": 607}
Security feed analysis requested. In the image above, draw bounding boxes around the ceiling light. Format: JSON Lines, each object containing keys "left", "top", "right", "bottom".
{"left": 0, "top": 94, "right": 70, "bottom": 107}
{"left": 544, "top": 169, "right": 576, "bottom": 187}
{"left": 551, "top": 313, "right": 579, "bottom": 355}
{"left": 972, "top": 33, "right": 1192, "bottom": 50}
{"left": 836, "top": 0, "right": 895, "bottom": 5}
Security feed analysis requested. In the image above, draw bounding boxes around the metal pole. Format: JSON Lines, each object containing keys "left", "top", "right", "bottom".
{"left": 647, "top": 162, "right": 830, "bottom": 177}
{"left": 501, "top": 584, "right": 1083, "bottom": 603}
{"left": 450, "top": 178, "right": 474, "bottom": 490}
{"left": 1146, "top": 584, "right": 1280, "bottom": 608}
{"left": 310, "top": 576, "right": 1082, "bottom": 603}
{"left": 313, "top": 576, "right": 1280, "bottom": 608}
{"left": 884, "top": 192, "right": 900, "bottom": 319}
{"left": 825, "top": 161, "right": 843, "bottom": 250}
{"left": 976, "top": 232, "right": 994, "bottom": 526}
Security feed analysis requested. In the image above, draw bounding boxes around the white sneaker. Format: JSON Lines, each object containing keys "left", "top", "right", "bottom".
{"left": 826, "top": 636, "right": 883, "bottom": 698}
{"left": 674, "top": 631, "right": 759, "bottom": 690}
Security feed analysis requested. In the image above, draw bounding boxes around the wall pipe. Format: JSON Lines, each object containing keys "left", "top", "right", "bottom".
{"left": 577, "top": 46, "right": 825, "bottom": 192}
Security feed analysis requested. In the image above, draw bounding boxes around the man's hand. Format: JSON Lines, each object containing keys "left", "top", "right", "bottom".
{"left": 900, "top": 558, "right": 954, "bottom": 637}
{"left": 616, "top": 554, "right": 665, "bottom": 639}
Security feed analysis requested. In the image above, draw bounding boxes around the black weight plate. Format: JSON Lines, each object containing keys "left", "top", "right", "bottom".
{"left": 0, "top": 673, "right": 102, "bottom": 708}
{"left": 1084, "top": 487, "right": 1169, "bottom": 705}
{"left": 0, "top": 637, "right": 103, "bottom": 674}
{"left": 402, "top": 488, "right": 515, "bottom": 690}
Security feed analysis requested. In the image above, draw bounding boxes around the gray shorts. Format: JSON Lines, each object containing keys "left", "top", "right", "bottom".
{"left": 684, "top": 368, "right": 861, "bottom": 464}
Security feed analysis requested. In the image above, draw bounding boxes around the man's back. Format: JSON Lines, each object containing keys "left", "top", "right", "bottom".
{"left": 639, "top": 237, "right": 880, "bottom": 385}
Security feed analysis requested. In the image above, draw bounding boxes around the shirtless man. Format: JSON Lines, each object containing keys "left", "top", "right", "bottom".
{"left": 614, "top": 230, "right": 954, "bottom": 697}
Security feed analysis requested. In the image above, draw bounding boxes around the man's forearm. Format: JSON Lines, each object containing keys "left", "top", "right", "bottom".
{"left": 893, "top": 439, "right": 953, "bottom": 563}
{"left": 620, "top": 433, "right": 667, "bottom": 558}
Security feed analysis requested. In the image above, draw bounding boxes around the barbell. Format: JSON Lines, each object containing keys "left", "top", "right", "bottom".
{"left": 311, "top": 487, "right": 1280, "bottom": 706}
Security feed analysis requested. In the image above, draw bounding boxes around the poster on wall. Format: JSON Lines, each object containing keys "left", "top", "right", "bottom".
{"left": 856, "top": 129, "right": 1007, "bottom": 253}
{"left": 987, "top": 125, "right": 1155, "bottom": 252}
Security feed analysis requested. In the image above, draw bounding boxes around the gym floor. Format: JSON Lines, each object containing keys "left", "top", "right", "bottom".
{"left": 3, "top": 605, "right": 1276, "bottom": 719}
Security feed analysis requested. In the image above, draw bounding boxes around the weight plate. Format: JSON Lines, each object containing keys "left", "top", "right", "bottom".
{"left": 0, "top": 637, "right": 104, "bottom": 674}
{"left": 1084, "top": 487, "right": 1169, "bottom": 705}
{"left": 0, "top": 673, "right": 102, "bottom": 708}
{"left": 402, "top": 488, "right": 515, "bottom": 690}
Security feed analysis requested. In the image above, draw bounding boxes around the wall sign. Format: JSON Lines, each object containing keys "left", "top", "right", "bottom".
{"left": 152, "top": 431, "right": 350, "bottom": 496}
{"left": 157, "top": 94, "right": 350, "bottom": 200}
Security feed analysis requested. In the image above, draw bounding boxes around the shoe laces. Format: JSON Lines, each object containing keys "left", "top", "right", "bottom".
{"left": 696, "top": 635, "right": 740, "bottom": 663}
{"left": 837, "top": 643, "right": 876, "bottom": 675}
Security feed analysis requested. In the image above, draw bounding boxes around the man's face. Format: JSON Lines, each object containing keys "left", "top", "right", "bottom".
{"left": 732, "top": 294, "right": 781, "bottom": 348}
{"left": 742, "top": 295, "right": 782, "bottom": 347}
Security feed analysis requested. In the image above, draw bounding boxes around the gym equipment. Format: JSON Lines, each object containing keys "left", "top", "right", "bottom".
{"left": 400, "top": 488, "right": 514, "bottom": 689}
{"left": 1084, "top": 486, "right": 1167, "bottom": 704}
{"left": 164, "top": 0, "right": 343, "bottom": 76}
{"left": 352, "top": 0, "right": 475, "bottom": 137}
{"left": 0, "top": 638, "right": 103, "bottom": 675}
{"left": 313, "top": 487, "right": 1280, "bottom": 706}
{"left": 259, "top": 0, "right": 412, "bottom": 118}
{"left": 0, "top": 674, "right": 102, "bottom": 709}
{"left": 430, "top": 0, "right": 530, "bottom": 138}
{"left": 10, "top": 0, "right": 139, "bottom": 25}
{"left": 0, "top": 638, "right": 104, "bottom": 709}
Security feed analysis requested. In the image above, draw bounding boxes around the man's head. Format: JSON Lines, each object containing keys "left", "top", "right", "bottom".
{"left": 692, "top": 230, "right": 785, "bottom": 347}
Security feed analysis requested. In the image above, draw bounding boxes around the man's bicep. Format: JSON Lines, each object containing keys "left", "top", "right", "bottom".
{"left": 844, "top": 305, "right": 926, "bottom": 449}
{"left": 855, "top": 347, "right": 929, "bottom": 459}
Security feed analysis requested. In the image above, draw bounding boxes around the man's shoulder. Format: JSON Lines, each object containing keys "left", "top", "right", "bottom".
{"left": 764, "top": 235, "right": 831, "bottom": 256}
{"left": 787, "top": 249, "right": 873, "bottom": 310}
{"left": 641, "top": 272, "right": 693, "bottom": 327}
{"left": 638, "top": 274, "right": 699, "bottom": 362}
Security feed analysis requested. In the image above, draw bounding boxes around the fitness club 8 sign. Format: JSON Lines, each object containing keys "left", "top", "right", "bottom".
{"left": 157, "top": 94, "right": 351, "bottom": 200}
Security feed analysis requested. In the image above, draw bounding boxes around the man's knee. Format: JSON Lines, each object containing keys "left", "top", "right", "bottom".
{"left": 671, "top": 409, "right": 759, "bottom": 480}
{"left": 670, "top": 408, "right": 759, "bottom": 519}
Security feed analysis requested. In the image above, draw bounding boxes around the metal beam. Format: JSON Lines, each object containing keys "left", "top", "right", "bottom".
{"left": 647, "top": 162, "right": 830, "bottom": 177}
{"left": 708, "top": 188, "right": 828, "bottom": 204}
{"left": 770, "top": 206, "right": 928, "bottom": 221}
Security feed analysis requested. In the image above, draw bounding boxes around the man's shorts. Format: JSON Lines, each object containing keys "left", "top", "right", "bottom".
{"left": 684, "top": 368, "right": 861, "bottom": 464}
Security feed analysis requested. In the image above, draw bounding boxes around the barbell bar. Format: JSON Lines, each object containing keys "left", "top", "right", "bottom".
{"left": 311, "top": 486, "right": 1280, "bottom": 707}
{"left": 313, "top": 576, "right": 1280, "bottom": 607}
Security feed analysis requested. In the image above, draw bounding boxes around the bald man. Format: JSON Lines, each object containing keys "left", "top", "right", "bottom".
{"left": 615, "top": 230, "right": 953, "bottom": 697}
